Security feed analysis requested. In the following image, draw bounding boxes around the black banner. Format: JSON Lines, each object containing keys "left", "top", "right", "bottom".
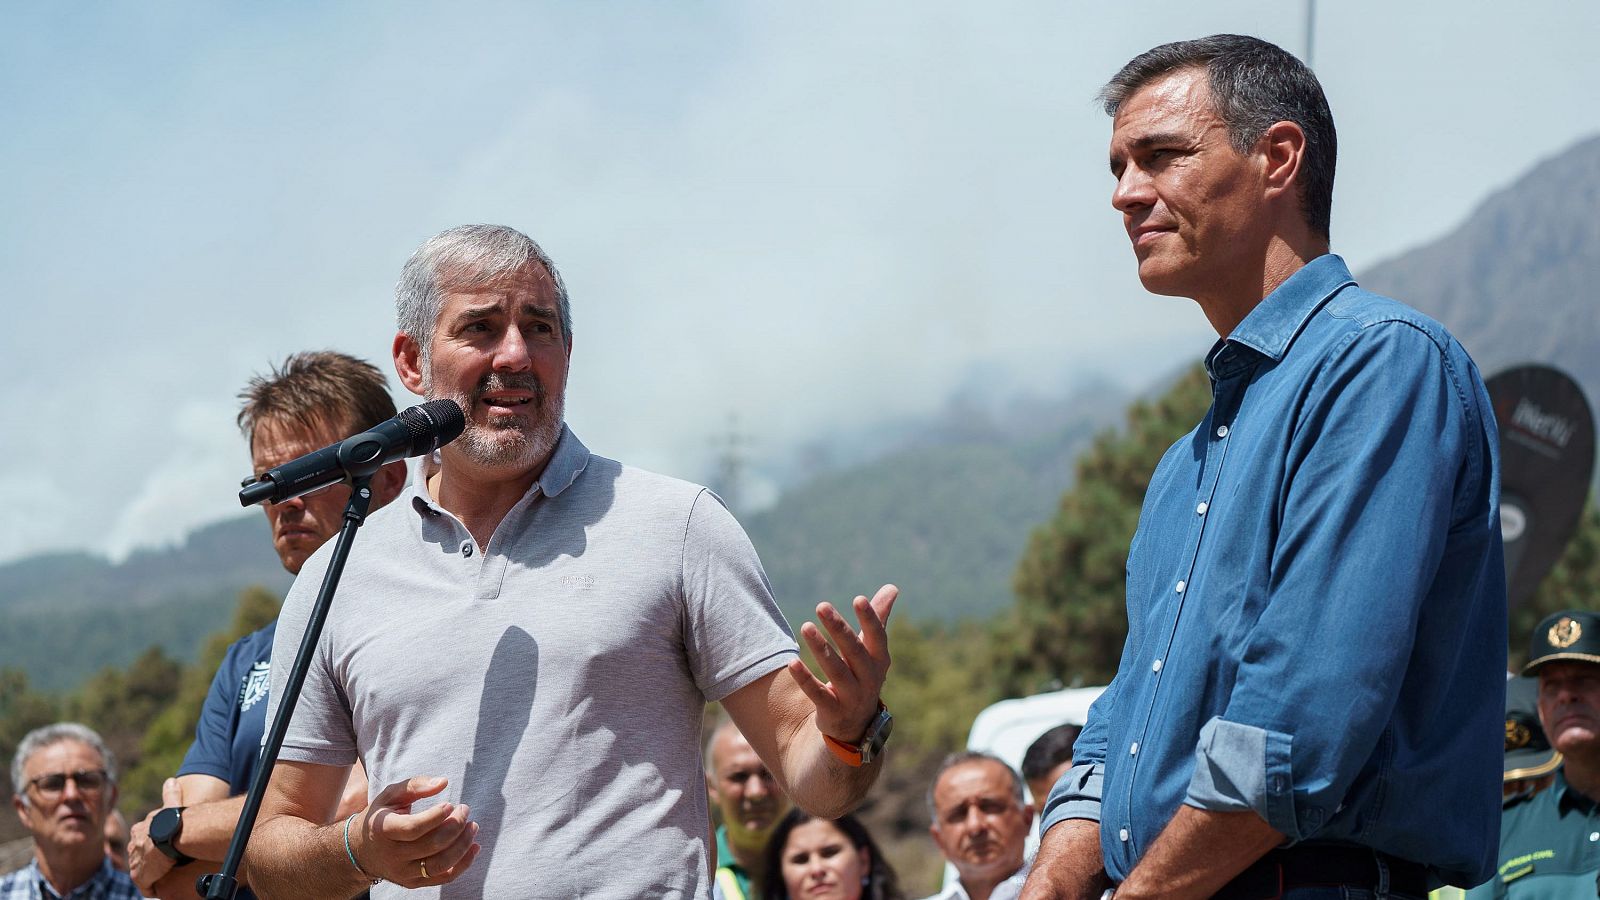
{"left": 1488, "top": 364, "right": 1595, "bottom": 611}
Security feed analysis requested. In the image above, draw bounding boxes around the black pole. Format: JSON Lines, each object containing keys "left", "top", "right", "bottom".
{"left": 201, "top": 474, "right": 376, "bottom": 900}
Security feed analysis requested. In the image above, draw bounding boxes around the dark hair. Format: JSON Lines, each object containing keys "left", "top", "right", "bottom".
{"left": 1100, "top": 34, "right": 1336, "bottom": 239}
{"left": 760, "top": 809, "right": 904, "bottom": 900}
{"left": 1021, "top": 724, "right": 1082, "bottom": 782}
{"left": 237, "top": 351, "right": 397, "bottom": 445}
{"left": 926, "top": 751, "right": 1025, "bottom": 822}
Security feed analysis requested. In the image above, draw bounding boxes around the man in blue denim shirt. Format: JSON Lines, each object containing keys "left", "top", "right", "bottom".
{"left": 1020, "top": 35, "right": 1506, "bottom": 900}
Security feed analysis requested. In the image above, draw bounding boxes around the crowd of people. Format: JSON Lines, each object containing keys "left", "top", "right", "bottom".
{"left": 2, "top": 30, "right": 1590, "bottom": 900}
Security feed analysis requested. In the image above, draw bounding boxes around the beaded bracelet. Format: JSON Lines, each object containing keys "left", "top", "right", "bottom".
{"left": 343, "top": 811, "right": 383, "bottom": 886}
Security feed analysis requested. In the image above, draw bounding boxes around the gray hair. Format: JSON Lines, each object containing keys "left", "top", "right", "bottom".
{"left": 1099, "top": 34, "right": 1337, "bottom": 239}
{"left": 926, "top": 751, "right": 1025, "bottom": 823}
{"left": 10, "top": 722, "right": 117, "bottom": 808}
{"left": 395, "top": 224, "right": 573, "bottom": 361}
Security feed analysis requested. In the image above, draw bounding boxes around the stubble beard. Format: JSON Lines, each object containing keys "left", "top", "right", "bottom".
{"left": 427, "top": 371, "right": 564, "bottom": 471}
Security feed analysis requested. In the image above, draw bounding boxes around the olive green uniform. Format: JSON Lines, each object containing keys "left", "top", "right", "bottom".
{"left": 1463, "top": 771, "right": 1600, "bottom": 898}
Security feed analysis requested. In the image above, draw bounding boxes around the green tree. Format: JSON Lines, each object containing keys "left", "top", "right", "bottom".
{"left": 63, "top": 647, "right": 183, "bottom": 814}
{"left": 1510, "top": 500, "right": 1600, "bottom": 670}
{"left": 121, "top": 586, "right": 283, "bottom": 814}
{"left": 997, "top": 365, "right": 1213, "bottom": 694}
{"left": 0, "top": 668, "right": 63, "bottom": 843}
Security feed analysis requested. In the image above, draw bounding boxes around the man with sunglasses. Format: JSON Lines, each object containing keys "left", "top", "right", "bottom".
{"left": 4, "top": 722, "right": 140, "bottom": 899}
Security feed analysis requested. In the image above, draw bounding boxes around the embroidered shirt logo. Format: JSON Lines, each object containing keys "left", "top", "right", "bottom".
{"left": 239, "top": 661, "right": 271, "bottom": 712}
{"left": 1549, "top": 616, "right": 1583, "bottom": 649}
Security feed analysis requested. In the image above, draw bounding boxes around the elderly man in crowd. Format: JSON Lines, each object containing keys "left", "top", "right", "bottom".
{"left": 3, "top": 723, "right": 141, "bottom": 899}
{"left": 707, "top": 719, "right": 793, "bottom": 900}
{"left": 923, "top": 752, "right": 1033, "bottom": 900}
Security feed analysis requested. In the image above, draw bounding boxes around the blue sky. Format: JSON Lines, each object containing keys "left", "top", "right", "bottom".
{"left": 3, "top": 1, "right": 1598, "bottom": 564}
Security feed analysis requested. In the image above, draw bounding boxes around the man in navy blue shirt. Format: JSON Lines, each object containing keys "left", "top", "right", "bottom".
{"left": 126, "top": 351, "right": 407, "bottom": 899}
{"left": 1020, "top": 35, "right": 1506, "bottom": 900}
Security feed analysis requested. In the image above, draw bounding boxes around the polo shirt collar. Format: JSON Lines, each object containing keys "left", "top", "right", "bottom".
{"left": 1205, "top": 253, "right": 1356, "bottom": 379}
{"left": 408, "top": 424, "right": 591, "bottom": 518}
{"left": 535, "top": 426, "right": 589, "bottom": 498}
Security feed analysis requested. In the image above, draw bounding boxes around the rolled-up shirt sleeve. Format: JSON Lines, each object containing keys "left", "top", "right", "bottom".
{"left": 1040, "top": 668, "right": 1124, "bottom": 835}
{"left": 1182, "top": 322, "right": 1475, "bottom": 842}
{"left": 1040, "top": 761, "right": 1105, "bottom": 835}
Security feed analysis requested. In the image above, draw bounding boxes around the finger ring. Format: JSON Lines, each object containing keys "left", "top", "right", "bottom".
{"left": 419, "top": 860, "right": 429, "bottom": 879}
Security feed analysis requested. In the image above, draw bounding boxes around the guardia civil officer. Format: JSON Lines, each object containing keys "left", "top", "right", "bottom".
{"left": 1466, "top": 610, "right": 1600, "bottom": 898}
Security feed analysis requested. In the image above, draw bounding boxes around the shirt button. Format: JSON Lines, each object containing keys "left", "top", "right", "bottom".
{"left": 1129, "top": 742, "right": 1139, "bottom": 755}
{"left": 1151, "top": 659, "right": 1163, "bottom": 673}
{"left": 1216, "top": 424, "right": 1229, "bottom": 438}
{"left": 1175, "top": 580, "right": 1186, "bottom": 594}
{"left": 1591, "top": 832, "right": 1599, "bottom": 842}
{"left": 1196, "top": 502, "right": 1208, "bottom": 515}
{"left": 1118, "top": 828, "right": 1129, "bottom": 842}
{"left": 461, "top": 541, "right": 474, "bottom": 558}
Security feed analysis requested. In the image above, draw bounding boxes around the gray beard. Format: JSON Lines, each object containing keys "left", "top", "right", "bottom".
{"left": 428, "top": 373, "right": 564, "bottom": 470}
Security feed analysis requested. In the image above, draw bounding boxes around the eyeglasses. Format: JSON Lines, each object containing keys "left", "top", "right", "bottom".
{"left": 26, "top": 769, "right": 109, "bottom": 799}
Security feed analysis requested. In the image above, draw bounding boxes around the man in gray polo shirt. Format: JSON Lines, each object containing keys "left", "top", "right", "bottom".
{"left": 247, "top": 225, "right": 899, "bottom": 899}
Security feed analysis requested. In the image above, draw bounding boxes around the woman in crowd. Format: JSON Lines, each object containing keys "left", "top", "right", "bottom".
{"left": 760, "top": 808, "right": 905, "bottom": 900}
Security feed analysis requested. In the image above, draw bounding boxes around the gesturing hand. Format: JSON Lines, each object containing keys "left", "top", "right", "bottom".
{"left": 352, "top": 776, "right": 480, "bottom": 889}
{"left": 787, "top": 584, "right": 898, "bottom": 744}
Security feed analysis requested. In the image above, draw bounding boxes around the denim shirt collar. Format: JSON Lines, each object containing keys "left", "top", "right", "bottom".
{"left": 1204, "top": 254, "right": 1357, "bottom": 380}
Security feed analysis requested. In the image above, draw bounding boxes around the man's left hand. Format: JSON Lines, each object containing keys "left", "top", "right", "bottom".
{"left": 787, "top": 584, "right": 898, "bottom": 744}
{"left": 129, "top": 777, "right": 184, "bottom": 891}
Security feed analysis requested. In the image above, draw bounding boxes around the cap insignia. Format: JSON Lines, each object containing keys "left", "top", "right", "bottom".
{"left": 1549, "top": 616, "right": 1583, "bottom": 649}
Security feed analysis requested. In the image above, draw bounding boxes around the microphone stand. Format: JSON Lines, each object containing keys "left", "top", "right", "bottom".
{"left": 201, "top": 471, "right": 377, "bottom": 900}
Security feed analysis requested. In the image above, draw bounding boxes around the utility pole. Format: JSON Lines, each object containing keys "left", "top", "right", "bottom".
{"left": 1304, "top": 0, "right": 1317, "bottom": 68}
{"left": 713, "top": 412, "right": 748, "bottom": 514}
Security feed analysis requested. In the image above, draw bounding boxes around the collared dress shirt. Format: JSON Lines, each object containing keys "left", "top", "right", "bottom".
{"left": 1040, "top": 255, "right": 1507, "bottom": 888}
{"left": 0, "top": 858, "right": 142, "bottom": 900}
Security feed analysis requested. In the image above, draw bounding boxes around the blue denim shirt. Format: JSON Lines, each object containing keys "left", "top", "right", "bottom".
{"left": 1040, "top": 255, "right": 1507, "bottom": 888}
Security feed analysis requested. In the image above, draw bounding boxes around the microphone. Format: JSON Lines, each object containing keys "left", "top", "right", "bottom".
{"left": 239, "top": 399, "right": 466, "bottom": 506}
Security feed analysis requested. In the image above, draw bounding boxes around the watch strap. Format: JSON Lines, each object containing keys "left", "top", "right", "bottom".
{"left": 823, "top": 702, "right": 890, "bottom": 767}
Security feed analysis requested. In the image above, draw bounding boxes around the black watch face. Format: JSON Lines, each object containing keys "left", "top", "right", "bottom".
{"left": 152, "top": 807, "right": 182, "bottom": 844}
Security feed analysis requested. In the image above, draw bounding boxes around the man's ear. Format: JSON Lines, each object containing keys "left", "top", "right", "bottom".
{"left": 705, "top": 773, "right": 720, "bottom": 805}
{"left": 13, "top": 793, "right": 28, "bottom": 830}
{"left": 393, "top": 332, "right": 427, "bottom": 397}
{"left": 1258, "top": 119, "right": 1307, "bottom": 202}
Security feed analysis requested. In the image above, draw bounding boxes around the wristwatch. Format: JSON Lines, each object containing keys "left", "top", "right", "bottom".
{"left": 150, "top": 806, "right": 195, "bottom": 866}
{"left": 823, "top": 702, "right": 894, "bottom": 767}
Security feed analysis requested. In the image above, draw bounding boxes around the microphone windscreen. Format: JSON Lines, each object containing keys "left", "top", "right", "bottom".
{"left": 401, "top": 399, "right": 467, "bottom": 454}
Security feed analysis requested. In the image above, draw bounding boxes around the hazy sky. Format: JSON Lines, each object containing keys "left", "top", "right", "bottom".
{"left": 3, "top": 1, "right": 1598, "bottom": 565}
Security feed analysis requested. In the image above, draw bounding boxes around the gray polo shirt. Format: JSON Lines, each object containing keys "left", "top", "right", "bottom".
{"left": 266, "top": 427, "right": 798, "bottom": 899}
